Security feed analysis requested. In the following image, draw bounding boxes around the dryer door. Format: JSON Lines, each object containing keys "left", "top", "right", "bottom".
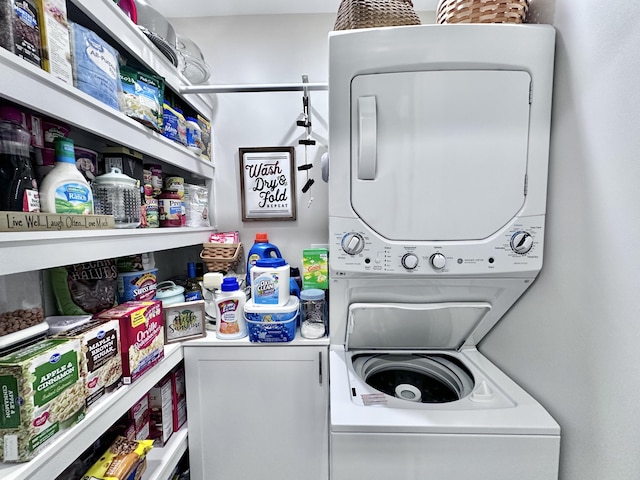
{"left": 350, "top": 70, "right": 532, "bottom": 241}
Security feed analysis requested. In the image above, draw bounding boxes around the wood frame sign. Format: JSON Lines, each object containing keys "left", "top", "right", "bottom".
{"left": 239, "top": 146, "right": 296, "bottom": 221}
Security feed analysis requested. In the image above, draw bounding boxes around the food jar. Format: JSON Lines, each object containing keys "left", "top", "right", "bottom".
{"left": 299, "top": 288, "right": 327, "bottom": 339}
{"left": 93, "top": 167, "right": 141, "bottom": 228}
{"left": 158, "top": 189, "right": 183, "bottom": 227}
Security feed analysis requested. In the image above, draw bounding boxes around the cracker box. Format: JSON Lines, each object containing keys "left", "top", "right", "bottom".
{"left": 0, "top": 338, "right": 85, "bottom": 462}
{"left": 95, "top": 300, "right": 164, "bottom": 384}
{"left": 53, "top": 319, "right": 122, "bottom": 410}
{"left": 170, "top": 366, "right": 187, "bottom": 431}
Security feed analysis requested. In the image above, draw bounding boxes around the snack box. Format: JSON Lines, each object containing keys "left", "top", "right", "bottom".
{"left": 0, "top": 337, "right": 85, "bottom": 462}
{"left": 95, "top": 300, "right": 164, "bottom": 385}
{"left": 52, "top": 318, "right": 122, "bottom": 410}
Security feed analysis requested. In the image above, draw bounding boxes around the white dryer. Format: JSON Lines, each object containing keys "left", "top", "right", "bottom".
{"left": 328, "top": 24, "right": 560, "bottom": 480}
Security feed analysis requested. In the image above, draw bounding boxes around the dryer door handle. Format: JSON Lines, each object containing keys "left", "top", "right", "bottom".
{"left": 358, "top": 96, "right": 377, "bottom": 180}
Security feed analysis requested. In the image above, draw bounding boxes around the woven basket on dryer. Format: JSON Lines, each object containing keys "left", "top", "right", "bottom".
{"left": 436, "top": 0, "right": 529, "bottom": 24}
{"left": 334, "top": 0, "right": 421, "bottom": 30}
{"left": 200, "top": 243, "right": 243, "bottom": 273}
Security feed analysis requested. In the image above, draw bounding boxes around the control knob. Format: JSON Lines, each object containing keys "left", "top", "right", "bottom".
{"left": 401, "top": 253, "right": 419, "bottom": 270}
{"left": 510, "top": 231, "right": 534, "bottom": 254}
{"left": 430, "top": 253, "right": 446, "bottom": 270}
{"left": 341, "top": 233, "right": 365, "bottom": 255}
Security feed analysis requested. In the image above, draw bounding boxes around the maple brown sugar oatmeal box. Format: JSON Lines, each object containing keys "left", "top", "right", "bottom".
{"left": 95, "top": 300, "right": 164, "bottom": 384}
{"left": 0, "top": 338, "right": 85, "bottom": 462}
{"left": 53, "top": 319, "right": 122, "bottom": 410}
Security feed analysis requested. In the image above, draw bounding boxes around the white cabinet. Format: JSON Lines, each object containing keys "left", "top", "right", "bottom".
{"left": 184, "top": 339, "right": 330, "bottom": 480}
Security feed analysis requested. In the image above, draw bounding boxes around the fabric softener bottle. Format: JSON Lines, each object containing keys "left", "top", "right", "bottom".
{"left": 245, "top": 232, "right": 282, "bottom": 287}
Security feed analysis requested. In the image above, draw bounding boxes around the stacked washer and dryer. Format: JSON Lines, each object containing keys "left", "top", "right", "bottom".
{"left": 327, "top": 24, "right": 560, "bottom": 479}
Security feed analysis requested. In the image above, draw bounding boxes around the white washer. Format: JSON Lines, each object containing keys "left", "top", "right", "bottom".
{"left": 328, "top": 24, "right": 560, "bottom": 480}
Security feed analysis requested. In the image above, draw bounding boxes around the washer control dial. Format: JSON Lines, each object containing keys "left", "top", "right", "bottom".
{"left": 510, "top": 231, "right": 534, "bottom": 254}
{"left": 341, "top": 233, "right": 365, "bottom": 255}
{"left": 401, "top": 253, "right": 419, "bottom": 270}
{"left": 430, "top": 253, "right": 447, "bottom": 270}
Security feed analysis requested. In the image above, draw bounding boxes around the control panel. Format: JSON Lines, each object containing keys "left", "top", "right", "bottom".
{"left": 329, "top": 216, "right": 545, "bottom": 276}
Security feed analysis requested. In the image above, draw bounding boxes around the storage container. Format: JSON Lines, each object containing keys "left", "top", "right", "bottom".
{"left": 250, "top": 257, "right": 290, "bottom": 306}
{"left": 244, "top": 296, "right": 298, "bottom": 343}
{"left": 117, "top": 268, "right": 158, "bottom": 303}
{"left": 93, "top": 167, "right": 142, "bottom": 228}
{"left": 156, "top": 281, "right": 186, "bottom": 306}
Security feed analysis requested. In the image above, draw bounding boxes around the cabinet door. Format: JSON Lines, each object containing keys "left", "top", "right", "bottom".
{"left": 184, "top": 346, "right": 329, "bottom": 480}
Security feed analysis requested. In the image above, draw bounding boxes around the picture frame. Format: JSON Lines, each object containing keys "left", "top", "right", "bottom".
{"left": 163, "top": 300, "right": 206, "bottom": 344}
{"left": 239, "top": 146, "right": 296, "bottom": 221}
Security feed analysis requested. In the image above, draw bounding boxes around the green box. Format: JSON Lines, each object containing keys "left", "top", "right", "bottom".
{"left": 0, "top": 338, "right": 85, "bottom": 462}
{"left": 302, "top": 248, "right": 329, "bottom": 290}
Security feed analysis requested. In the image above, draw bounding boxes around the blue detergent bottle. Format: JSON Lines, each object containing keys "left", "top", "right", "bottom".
{"left": 246, "top": 232, "right": 282, "bottom": 287}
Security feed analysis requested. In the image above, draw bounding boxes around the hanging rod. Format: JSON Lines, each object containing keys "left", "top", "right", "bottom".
{"left": 180, "top": 82, "right": 328, "bottom": 94}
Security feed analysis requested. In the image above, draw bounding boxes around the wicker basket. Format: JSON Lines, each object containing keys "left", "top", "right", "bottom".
{"left": 334, "top": 0, "right": 421, "bottom": 30}
{"left": 200, "top": 243, "right": 243, "bottom": 273}
{"left": 436, "top": 0, "right": 529, "bottom": 24}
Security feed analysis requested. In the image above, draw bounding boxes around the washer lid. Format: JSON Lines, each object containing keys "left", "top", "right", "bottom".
{"left": 346, "top": 302, "right": 491, "bottom": 351}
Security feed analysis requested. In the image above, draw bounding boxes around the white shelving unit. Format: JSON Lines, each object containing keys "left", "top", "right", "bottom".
{"left": 0, "top": 344, "right": 185, "bottom": 480}
{"left": 0, "top": 1, "right": 212, "bottom": 478}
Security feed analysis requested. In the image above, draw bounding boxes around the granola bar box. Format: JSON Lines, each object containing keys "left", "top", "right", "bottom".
{"left": 0, "top": 337, "right": 85, "bottom": 462}
{"left": 52, "top": 318, "right": 122, "bottom": 410}
{"left": 95, "top": 300, "right": 163, "bottom": 384}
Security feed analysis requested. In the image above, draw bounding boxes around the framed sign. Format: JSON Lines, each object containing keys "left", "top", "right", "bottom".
{"left": 163, "top": 300, "right": 206, "bottom": 344}
{"left": 239, "top": 146, "right": 296, "bottom": 221}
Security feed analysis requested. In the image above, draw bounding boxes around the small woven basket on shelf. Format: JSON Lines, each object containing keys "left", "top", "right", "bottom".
{"left": 334, "top": 0, "right": 421, "bottom": 30}
{"left": 436, "top": 0, "right": 529, "bottom": 24}
{"left": 200, "top": 243, "right": 244, "bottom": 273}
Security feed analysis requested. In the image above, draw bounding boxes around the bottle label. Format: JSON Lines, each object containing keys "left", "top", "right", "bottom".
{"left": 185, "top": 291, "right": 202, "bottom": 301}
{"left": 54, "top": 183, "right": 93, "bottom": 214}
{"left": 217, "top": 299, "right": 240, "bottom": 335}
{"left": 252, "top": 272, "right": 280, "bottom": 305}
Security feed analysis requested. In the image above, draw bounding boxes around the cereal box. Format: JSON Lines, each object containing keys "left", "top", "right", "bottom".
{"left": 0, "top": 338, "right": 85, "bottom": 462}
{"left": 53, "top": 319, "right": 122, "bottom": 410}
{"left": 302, "top": 248, "right": 329, "bottom": 289}
{"left": 95, "top": 300, "right": 163, "bottom": 385}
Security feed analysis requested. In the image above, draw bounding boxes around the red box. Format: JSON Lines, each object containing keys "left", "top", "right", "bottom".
{"left": 95, "top": 300, "right": 164, "bottom": 384}
{"left": 149, "top": 375, "right": 173, "bottom": 447}
{"left": 171, "top": 366, "right": 187, "bottom": 431}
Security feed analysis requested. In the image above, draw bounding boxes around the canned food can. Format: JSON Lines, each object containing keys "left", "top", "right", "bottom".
{"left": 164, "top": 175, "right": 184, "bottom": 198}
{"left": 144, "top": 163, "right": 163, "bottom": 196}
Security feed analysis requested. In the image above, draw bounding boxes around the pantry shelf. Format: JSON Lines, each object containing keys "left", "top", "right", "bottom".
{"left": 0, "top": 227, "right": 213, "bottom": 276}
{"left": 0, "top": 48, "right": 214, "bottom": 179}
{"left": 144, "top": 425, "right": 189, "bottom": 480}
{"left": 0, "top": 344, "right": 184, "bottom": 480}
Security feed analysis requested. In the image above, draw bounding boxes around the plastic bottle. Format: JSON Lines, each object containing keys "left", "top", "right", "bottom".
{"left": 0, "top": 105, "right": 40, "bottom": 212}
{"left": 184, "top": 261, "right": 203, "bottom": 301}
{"left": 185, "top": 116, "right": 202, "bottom": 155}
{"left": 245, "top": 232, "right": 283, "bottom": 287}
{"left": 39, "top": 138, "right": 94, "bottom": 214}
{"left": 215, "top": 277, "right": 247, "bottom": 340}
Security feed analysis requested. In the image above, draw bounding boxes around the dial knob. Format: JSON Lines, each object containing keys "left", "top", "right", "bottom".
{"left": 510, "top": 231, "right": 534, "bottom": 254}
{"left": 341, "top": 233, "right": 365, "bottom": 255}
{"left": 430, "top": 253, "right": 447, "bottom": 270}
{"left": 402, "top": 253, "right": 419, "bottom": 270}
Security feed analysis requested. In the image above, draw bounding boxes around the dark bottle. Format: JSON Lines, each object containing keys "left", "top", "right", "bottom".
{"left": 0, "top": 105, "right": 39, "bottom": 212}
{"left": 184, "top": 261, "right": 203, "bottom": 302}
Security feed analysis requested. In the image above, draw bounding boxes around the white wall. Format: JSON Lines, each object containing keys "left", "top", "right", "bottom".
{"left": 481, "top": 1, "right": 640, "bottom": 479}
{"left": 171, "top": 4, "right": 640, "bottom": 479}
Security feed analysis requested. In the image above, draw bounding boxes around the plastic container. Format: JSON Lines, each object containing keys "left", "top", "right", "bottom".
{"left": 156, "top": 281, "right": 185, "bottom": 306}
{"left": 158, "top": 189, "right": 183, "bottom": 227}
{"left": 39, "top": 138, "right": 94, "bottom": 214}
{"left": 215, "top": 277, "right": 247, "bottom": 340}
{"left": 244, "top": 297, "right": 299, "bottom": 343}
{"left": 202, "top": 272, "right": 223, "bottom": 330}
{"left": 250, "top": 257, "right": 290, "bottom": 307}
{"left": 117, "top": 268, "right": 158, "bottom": 303}
{"left": 299, "top": 289, "right": 327, "bottom": 339}
{"left": 245, "top": 232, "right": 283, "bottom": 286}
{"left": 46, "top": 315, "right": 92, "bottom": 335}
{"left": 185, "top": 116, "right": 202, "bottom": 155}
{"left": 0, "top": 105, "right": 40, "bottom": 212}
{"left": 93, "top": 167, "right": 142, "bottom": 228}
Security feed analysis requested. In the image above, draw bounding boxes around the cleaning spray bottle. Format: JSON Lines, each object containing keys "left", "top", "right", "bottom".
{"left": 215, "top": 277, "right": 247, "bottom": 340}
{"left": 245, "top": 232, "right": 282, "bottom": 287}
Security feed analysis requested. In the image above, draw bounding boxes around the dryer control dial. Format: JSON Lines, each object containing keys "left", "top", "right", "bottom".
{"left": 341, "top": 233, "right": 365, "bottom": 255}
{"left": 430, "top": 253, "right": 447, "bottom": 270}
{"left": 401, "top": 253, "right": 419, "bottom": 270}
{"left": 510, "top": 231, "right": 534, "bottom": 254}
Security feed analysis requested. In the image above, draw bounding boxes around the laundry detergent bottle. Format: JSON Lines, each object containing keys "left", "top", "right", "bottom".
{"left": 215, "top": 277, "right": 247, "bottom": 340}
{"left": 245, "top": 232, "right": 282, "bottom": 287}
